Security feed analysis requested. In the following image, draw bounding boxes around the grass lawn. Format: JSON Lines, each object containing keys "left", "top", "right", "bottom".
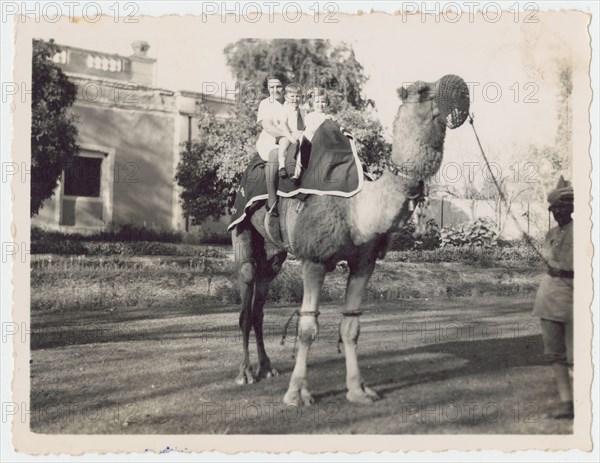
{"left": 30, "top": 292, "right": 572, "bottom": 434}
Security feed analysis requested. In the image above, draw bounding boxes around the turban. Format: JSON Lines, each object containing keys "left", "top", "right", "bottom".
{"left": 547, "top": 175, "right": 574, "bottom": 207}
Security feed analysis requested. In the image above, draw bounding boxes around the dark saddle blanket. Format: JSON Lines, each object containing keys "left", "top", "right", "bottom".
{"left": 228, "top": 119, "right": 366, "bottom": 232}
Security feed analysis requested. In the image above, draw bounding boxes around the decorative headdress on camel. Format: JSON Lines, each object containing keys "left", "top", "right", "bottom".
{"left": 435, "top": 74, "right": 471, "bottom": 129}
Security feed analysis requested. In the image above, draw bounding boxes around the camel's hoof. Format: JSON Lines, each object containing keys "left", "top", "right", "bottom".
{"left": 301, "top": 389, "right": 315, "bottom": 406}
{"left": 346, "top": 386, "right": 381, "bottom": 404}
{"left": 257, "top": 365, "right": 279, "bottom": 380}
{"left": 283, "top": 390, "right": 303, "bottom": 407}
{"left": 363, "top": 385, "right": 381, "bottom": 400}
{"left": 283, "top": 388, "right": 314, "bottom": 407}
{"left": 235, "top": 366, "right": 256, "bottom": 385}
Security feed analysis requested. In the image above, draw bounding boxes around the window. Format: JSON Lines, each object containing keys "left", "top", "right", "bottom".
{"left": 63, "top": 156, "right": 102, "bottom": 197}
{"left": 58, "top": 146, "right": 113, "bottom": 229}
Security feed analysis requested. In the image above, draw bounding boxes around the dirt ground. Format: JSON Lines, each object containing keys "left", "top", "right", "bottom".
{"left": 29, "top": 294, "right": 573, "bottom": 435}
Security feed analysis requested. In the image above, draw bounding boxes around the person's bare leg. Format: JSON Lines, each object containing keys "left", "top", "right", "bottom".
{"left": 278, "top": 139, "right": 290, "bottom": 179}
{"left": 552, "top": 363, "right": 573, "bottom": 402}
{"left": 292, "top": 153, "right": 303, "bottom": 180}
{"left": 266, "top": 148, "right": 279, "bottom": 212}
{"left": 552, "top": 322, "right": 574, "bottom": 418}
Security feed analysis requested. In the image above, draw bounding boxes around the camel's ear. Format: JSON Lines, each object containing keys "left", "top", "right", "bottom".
{"left": 397, "top": 86, "right": 408, "bottom": 102}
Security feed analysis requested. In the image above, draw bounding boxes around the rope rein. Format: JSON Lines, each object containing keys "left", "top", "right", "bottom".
{"left": 468, "top": 114, "right": 573, "bottom": 289}
{"left": 280, "top": 310, "right": 321, "bottom": 358}
{"left": 280, "top": 309, "right": 365, "bottom": 356}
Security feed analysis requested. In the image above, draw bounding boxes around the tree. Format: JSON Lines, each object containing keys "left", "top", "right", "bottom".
{"left": 332, "top": 103, "right": 390, "bottom": 171}
{"left": 554, "top": 59, "right": 572, "bottom": 178}
{"left": 31, "top": 39, "right": 79, "bottom": 216}
{"left": 224, "top": 39, "right": 368, "bottom": 110}
{"left": 522, "top": 59, "right": 573, "bottom": 202}
{"left": 175, "top": 104, "right": 257, "bottom": 224}
{"left": 178, "top": 39, "right": 391, "bottom": 224}
{"left": 175, "top": 141, "right": 231, "bottom": 224}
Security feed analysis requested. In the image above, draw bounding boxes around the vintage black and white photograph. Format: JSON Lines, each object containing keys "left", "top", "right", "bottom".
{"left": 2, "top": 0, "right": 597, "bottom": 456}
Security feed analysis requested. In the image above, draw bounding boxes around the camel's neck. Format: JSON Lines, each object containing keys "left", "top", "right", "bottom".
{"left": 347, "top": 116, "right": 446, "bottom": 245}
{"left": 347, "top": 170, "right": 419, "bottom": 244}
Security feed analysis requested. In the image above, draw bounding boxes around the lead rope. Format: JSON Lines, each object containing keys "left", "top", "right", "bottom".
{"left": 468, "top": 114, "right": 573, "bottom": 289}
{"left": 280, "top": 310, "right": 321, "bottom": 358}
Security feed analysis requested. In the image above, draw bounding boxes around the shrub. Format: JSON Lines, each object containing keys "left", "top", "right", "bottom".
{"left": 197, "top": 230, "right": 232, "bottom": 246}
{"left": 389, "top": 219, "right": 441, "bottom": 251}
{"left": 495, "top": 241, "right": 543, "bottom": 266}
{"left": 83, "top": 242, "right": 179, "bottom": 256}
{"left": 31, "top": 224, "right": 182, "bottom": 244}
{"left": 213, "top": 269, "right": 308, "bottom": 305}
{"left": 31, "top": 240, "right": 87, "bottom": 255}
{"left": 384, "top": 244, "right": 543, "bottom": 266}
{"left": 268, "top": 266, "right": 304, "bottom": 303}
{"left": 31, "top": 224, "right": 234, "bottom": 257}
{"left": 214, "top": 281, "right": 241, "bottom": 304}
{"left": 414, "top": 218, "right": 441, "bottom": 250}
{"left": 98, "top": 223, "right": 182, "bottom": 243}
{"left": 440, "top": 217, "right": 499, "bottom": 248}
{"left": 31, "top": 238, "right": 227, "bottom": 258}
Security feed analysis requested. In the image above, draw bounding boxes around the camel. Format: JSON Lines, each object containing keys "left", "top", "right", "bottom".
{"left": 231, "top": 75, "right": 470, "bottom": 406}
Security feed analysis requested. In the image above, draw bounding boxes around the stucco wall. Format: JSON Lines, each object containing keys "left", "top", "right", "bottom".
{"left": 31, "top": 72, "right": 236, "bottom": 233}
{"left": 75, "top": 104, "right": 176, "bottom": 228}
{"left": 32, "top": 43, "right": 236, "bottom": 234}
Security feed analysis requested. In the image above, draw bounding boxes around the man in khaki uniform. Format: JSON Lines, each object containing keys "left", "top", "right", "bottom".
{"left": 532, "top": 175, "right": 574, "bottom": 419}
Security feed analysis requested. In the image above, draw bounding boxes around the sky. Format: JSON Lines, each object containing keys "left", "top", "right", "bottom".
{"left": 22, "top": 6, "right": 588, "bottom": 187}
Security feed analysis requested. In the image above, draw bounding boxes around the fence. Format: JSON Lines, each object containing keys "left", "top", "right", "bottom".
{"left": 428, "top": 198, "right": 550, "bottom": 240}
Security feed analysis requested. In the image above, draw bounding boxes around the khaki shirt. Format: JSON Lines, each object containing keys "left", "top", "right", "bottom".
{"left": 532, "top": 221, "right": 573, "bottom": 322}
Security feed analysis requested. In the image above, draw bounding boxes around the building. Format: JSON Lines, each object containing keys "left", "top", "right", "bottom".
{"left": 32, "top": 40, "right": 234, "bottom": 234}
{"left": 32, "top": 40, "right": 548, "bottom": 241}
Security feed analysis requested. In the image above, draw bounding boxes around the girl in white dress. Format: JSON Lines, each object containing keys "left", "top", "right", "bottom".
{"left": 290, "top": 87, "right": 333, "bottom": 181}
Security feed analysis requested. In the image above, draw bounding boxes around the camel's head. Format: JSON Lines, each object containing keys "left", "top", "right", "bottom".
{"left": 392, "top": 75, "right": 470, "bottom": 179}
{"left": 396, "top": 75, "right": 470, "bottom": 129}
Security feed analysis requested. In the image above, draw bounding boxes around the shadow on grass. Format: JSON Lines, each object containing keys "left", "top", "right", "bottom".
{"left": 32, "top": 295, "right": 560, "bottom": 434}
{"left": 310, "top": 335, "right": 545, "bottom": 403}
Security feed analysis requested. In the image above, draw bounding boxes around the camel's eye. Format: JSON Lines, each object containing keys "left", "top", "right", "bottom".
{"left": 415, "top": 82, "right": 427, "bottom": 93}
{"left": 418, "top": 87, "right": 433, "bottom": 102}
{"left": 397, "top": 87, "right": 408, "bottom": 101}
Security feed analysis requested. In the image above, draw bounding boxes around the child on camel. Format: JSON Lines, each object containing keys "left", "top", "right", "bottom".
{"left": 276, "top": 83, "right": 305, "bottom": 180}
{"left": 289, "top": 87, "right": 333, "bottom": 181}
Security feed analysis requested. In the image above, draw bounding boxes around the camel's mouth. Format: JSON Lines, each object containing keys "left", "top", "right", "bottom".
{"left": 435, "top": 75, "right": 470, "bottom": 129}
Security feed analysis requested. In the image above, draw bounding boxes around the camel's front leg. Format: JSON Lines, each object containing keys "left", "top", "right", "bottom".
{"left": 342, "top": 257, "right": 381, "bottom": 404}
{"left": 283, "top": 260, "right": 325, "bottom": 407}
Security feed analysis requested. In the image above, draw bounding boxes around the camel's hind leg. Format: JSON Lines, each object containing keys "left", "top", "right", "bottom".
{"left": 233, "top": 227, "right": 286, "bottom": 385}
{"left": 342, "top": 251, "right": 381, "bottom": 404}
{"left": 253, "top": 246, "right": 286, "bottom": 380}
{"left": 283, "top": 260, "right": 326, "bottom": 407}
{"left": 233, "top": 228, "right": 257, "bottom": 385}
